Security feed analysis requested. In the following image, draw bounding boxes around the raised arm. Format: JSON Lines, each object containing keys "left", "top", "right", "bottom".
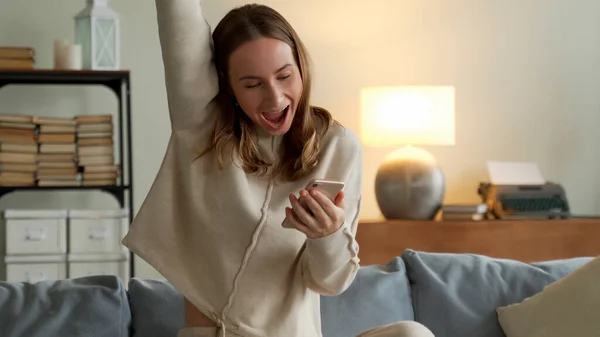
{"left": 155, "top": 0, "right": 219, "bottom": 131}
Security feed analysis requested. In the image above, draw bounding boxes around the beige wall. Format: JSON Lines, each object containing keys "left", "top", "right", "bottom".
{"left": 1, "top": 0, "right": 600, "bottom": 278}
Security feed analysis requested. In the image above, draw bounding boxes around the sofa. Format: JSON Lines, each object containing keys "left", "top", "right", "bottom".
{"left": 0, "top": 249, "right": 593, "bottom": 337}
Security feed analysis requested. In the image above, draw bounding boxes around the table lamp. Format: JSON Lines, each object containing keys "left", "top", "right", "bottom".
{"left": 361, "top": 86, "right": 455, "bottom": 220}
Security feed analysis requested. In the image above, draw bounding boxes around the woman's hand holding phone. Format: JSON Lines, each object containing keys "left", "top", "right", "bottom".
{"left": 284, "top": 181, "right": 346, "bottom": 239}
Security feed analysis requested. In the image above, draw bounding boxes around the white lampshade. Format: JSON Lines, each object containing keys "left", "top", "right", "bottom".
{"left": 74, "top": 0, "right": 120, "bottom": 70}
{"left": 360, "top": 86, "right": 455, "bottom": 147}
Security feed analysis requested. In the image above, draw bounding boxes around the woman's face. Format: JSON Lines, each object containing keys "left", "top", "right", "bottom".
{"left": 228, "top": 37, "right": 303, "bottom": 136}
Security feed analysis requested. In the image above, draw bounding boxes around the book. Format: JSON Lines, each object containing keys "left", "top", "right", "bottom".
{"left": 441, "top": 203, "right": 488, "bottom": 221}
{"left": 39, "top": 143, "right": 76, "bottom": 154}
{"left": 77, "top": 145, "right": 113, "bottom": 156}
{"left": 76, "top": 132, "right": 112, "bottom": 139}
{"left": 0, "top": 163, "right": 37, "bottom": 173}
{"left": 33, "top": 116, "right": 77, "bottom": 126}
{"left": 37, "top": 168, "right": 78, "bottom": 176}
{"left": 0, "top": 179, "right": 35, "bottom": 186}
{"left": 82, "top": 165, "right": 119, "bottom": 173}
{"left": 0, "top": 127, "right": 36, "bottom": 136}
{"left": 37, "top": 161, "right": 77, "bottom": 169}
{"left": 82, "top": 172, "right": 118, "bottom": 180}
{"left": 36, "top": 153, "right": 75, "bottom": 162}
{"left": 0, "top": 133, "right": 36, "bottom": 144}
{"left": 0, "top": 115, "right": 33, "bottom": 124}
{"left": 82, "top": 179, "right": 116, "bottom": 186}
{"left": 442, "top": 204, "right": 488, "bottom": 214}
{"left": 0, "top": 171, "right": 35, "bottom": 186}
{"left": 37, "top": 179, "right": 80, "bottom": 187}
{"left": 0, "top": 58, "right": 34, "bottom": 70}
{"left": 0, "top": 122, "right": 36, "bottom": 130}
{"left": 0, "top": 152, "right": 36, "bottom": 164}
{"left": 37, "top": 174, "right": 79, "bottom": 181}
{"left": 39, "top": 124, "right": 76, "bottom": 133}
{"left": 0, "top": 142, "right": 38, "bottom": 154}
{"left": 78, "top": 155, "right": 114, "bottom": 166}
{"left": 0, "top": 172, "right": 35, "bottom": 181}
{"left": 38, "top": 133, "right": 76, "bottom": 143}
{"left": 77, "top": 123, "right": 113, "bottom": 133}
{"left": 0, "top": 47, "right": 35, "bottom": 59}
{"left": 75, "top": 115, "right": 112, "bottom": 124}
{"left": 77, "top": 137, "right": 112, "bottom": 146}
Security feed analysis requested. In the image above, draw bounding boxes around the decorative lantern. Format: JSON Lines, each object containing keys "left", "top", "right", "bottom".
{"left": 74, "top": 0, "right": 120, "bottom": 70}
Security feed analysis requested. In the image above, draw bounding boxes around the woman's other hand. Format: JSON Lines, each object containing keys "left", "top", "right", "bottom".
{"left": 285, "top": 189, "right": 345, "bottom": 239}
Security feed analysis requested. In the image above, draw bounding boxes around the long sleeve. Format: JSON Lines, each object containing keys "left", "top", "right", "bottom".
{"left": 155, "top": 0, "right": 219, "bottom": 131}
{"left": 300, "top": 132, "right": 363, "bottom": 296}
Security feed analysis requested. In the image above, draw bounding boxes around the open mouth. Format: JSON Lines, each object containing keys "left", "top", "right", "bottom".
{"left": 261, "top": 105, "right": 290, "bottom": 130}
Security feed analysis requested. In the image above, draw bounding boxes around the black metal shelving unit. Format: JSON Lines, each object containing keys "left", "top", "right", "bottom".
{"left": 0, "top": 69, "right": 134, "bottom": 278}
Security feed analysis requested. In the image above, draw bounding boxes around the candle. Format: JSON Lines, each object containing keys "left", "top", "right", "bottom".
{"left": 53, "top": 40, "right": 82, "bottom": 70}
{"left": 53, "top": 39, "right": 70, "bottom": 69}
{"left": 64, "top": 44, "right": 82, "bottom": 70}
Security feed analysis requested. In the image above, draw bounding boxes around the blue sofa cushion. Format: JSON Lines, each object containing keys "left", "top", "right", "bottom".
{"left": 402, "top": 249, "right": 592, "bottom": 337}
{"left": 321, "top": 257, "right": 414, "bottom": 337}
{"left": 128, "top": 258, "right": 414, "bottom": 337}
{"left": 128, "top": 278, "right": 184, "bottom": 337}
{"left": 0, "top": 275, "right": 130, "bottom": 337}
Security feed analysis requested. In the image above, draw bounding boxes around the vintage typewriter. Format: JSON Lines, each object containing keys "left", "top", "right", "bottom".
{"left": 478, "top": 182, "right": 570, "bottom": 219}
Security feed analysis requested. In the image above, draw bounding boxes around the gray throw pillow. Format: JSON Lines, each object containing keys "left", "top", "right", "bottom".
{"left": 128, "top": 278, "right": 185, "bottom": 337}
{"left": 0, "top": 275, "right": 131, "bottom": 337}
{"left": 402, "top": 249, "right": 592, "bottom": 337}
{"left": 321, "top": 256, "right": 415, "bottom": 337}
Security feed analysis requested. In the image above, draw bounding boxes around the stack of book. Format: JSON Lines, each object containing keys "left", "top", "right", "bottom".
{"left": 75, "top": 115, "right": 118, "bottom": 186}
{"left": 0, "top": 47, "right": 35, "bottom": 70}
{"left": 0, "top": 113, "right": 120, "bottom": 187}
{"left": 441, "top": 204, "right": 489, "bottom": 221}
{"left": 35, "top": 116, "right": 78, "bottom": 186}
{"left": 0, "top": 115, "right": 37, "bottom": 186}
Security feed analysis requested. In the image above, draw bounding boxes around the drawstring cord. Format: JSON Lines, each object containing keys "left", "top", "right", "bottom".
{"left": 216, "top": 318, "right": 226, "bottom": 337}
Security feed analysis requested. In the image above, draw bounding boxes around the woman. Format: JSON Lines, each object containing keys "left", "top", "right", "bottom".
{"left": 122, "top": 1, "right": 434, "bottom": 337}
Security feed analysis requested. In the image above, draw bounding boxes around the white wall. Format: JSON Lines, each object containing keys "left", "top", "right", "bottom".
{"left": 1, "top": 0, "right": 600, "bottom": 278}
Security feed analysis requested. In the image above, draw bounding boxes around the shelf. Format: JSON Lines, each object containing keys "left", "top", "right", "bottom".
{"left": 0, "top": 68, "right": 135, "bottom": 279}
{"left": 0, "top": 185, "right": 130, "bottom": 207}
{"left": 0, "top": 69, "right": 131, "bottom": 96}
{"left": 0, "top": 69, "right": 129, "bottom": 85}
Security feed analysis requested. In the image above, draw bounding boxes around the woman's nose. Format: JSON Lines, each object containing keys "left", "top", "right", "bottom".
{"left": 263, "top": 84, "right": 284, "bottom": 107}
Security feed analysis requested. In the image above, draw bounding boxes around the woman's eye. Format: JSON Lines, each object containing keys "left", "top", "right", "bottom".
{"left": 279, "top": 74, "right": 291, "bottom": 80}
{"left": 245, "top": 83, "right": 260, "bottom": 89}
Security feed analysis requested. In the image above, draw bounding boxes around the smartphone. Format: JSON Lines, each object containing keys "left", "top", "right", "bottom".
{"left": 304, "top": 179, "right": 345, "bottom": 201}
{"left": 281, "top": 179, "right": 345, "bottom": 228}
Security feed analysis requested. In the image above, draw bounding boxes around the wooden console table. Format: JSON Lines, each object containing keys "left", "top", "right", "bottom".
{"left": 355, "top": 218, "right": 600, "bottom": 265}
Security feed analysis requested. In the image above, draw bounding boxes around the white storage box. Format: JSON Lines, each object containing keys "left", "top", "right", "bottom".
{"left": 67, "top": 252, "right": 129, "bottom": 282}
{"left": 3, "top": 209, "right": 68, "bottom": 255}
{"left": 5, "top": 255, "right": 67, "bottom": 283}
{"left": 67, "top": 209, "right": 129, "bottom": 255}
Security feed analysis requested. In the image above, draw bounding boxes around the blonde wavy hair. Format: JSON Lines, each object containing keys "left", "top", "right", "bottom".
{"left": 198, "top": 4, "right": 337, "bottom": 181}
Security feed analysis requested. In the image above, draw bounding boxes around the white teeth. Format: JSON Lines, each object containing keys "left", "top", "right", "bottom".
{"left": 264, "top": 106, "right": 287, "bottom": 115}
{"left": 264, "top": 120, "right": 283, "bottom": 128}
